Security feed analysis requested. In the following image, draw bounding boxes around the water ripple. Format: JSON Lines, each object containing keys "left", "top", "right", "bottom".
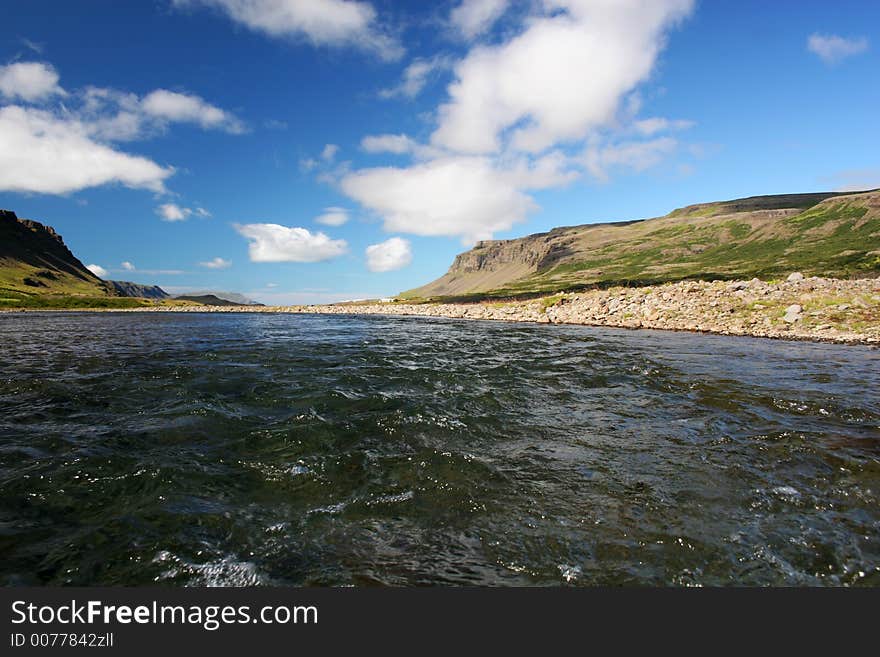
{"left": 0, "top": 312, "right": 878, "bottom": 586}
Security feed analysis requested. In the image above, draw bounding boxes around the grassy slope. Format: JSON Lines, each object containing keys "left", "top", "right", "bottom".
{"left": 0, "top": 211, "right": 181, "bottom": 309}
{"left": 403, "top": 191, "right": 880, "bottom": 302}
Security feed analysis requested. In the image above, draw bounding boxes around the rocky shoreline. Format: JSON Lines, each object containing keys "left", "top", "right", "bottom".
{"left": 6, "top": 274, "right": 879, "bottom": 345}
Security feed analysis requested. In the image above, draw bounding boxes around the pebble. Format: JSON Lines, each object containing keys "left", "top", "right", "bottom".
{"left": 31, "top": 273, "right": 879, "bottom": 345}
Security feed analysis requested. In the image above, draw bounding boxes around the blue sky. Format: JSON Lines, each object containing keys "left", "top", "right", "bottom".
{"left": 1, "top": 0, "right": 877, "bottom": 303}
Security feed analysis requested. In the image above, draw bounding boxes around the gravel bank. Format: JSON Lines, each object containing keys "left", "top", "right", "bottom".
{"left": 17, "top": 274, "right": 880, "bottom": 345}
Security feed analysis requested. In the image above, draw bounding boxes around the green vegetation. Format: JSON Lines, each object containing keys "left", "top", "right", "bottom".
{"left": 0, "top": 290, "right": 153, "bottom": 309}
{"left": 406, "top": 191, "right": 880, "bottom": 302}
{"left": 538, "top": 294, "right": 565, "bottom": 311}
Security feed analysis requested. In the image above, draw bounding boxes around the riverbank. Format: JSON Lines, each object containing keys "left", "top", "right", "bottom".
{"left": 5, "top": 274, "right": 879, "bottom": 345}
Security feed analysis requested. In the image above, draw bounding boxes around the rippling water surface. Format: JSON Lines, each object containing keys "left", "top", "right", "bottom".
{"left": 1, "top": 312, "right": 878, "bottom": 586}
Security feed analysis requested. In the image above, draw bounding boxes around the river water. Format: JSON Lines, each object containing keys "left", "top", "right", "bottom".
{"left": 1, "top": 312, "right": 878, "bottom": 585}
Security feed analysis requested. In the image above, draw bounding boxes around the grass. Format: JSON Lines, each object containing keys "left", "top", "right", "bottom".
{"left": 483, "top": 201, "right": 879, "bottom": 300}
{"left": 0, "top": 289, "right": 160, "bottom": 309}
{"left": 0, "top": 292, "right": 211, "bottom": 309}
{"left": 538, "top": 294, "right": 565, "bottom": 311}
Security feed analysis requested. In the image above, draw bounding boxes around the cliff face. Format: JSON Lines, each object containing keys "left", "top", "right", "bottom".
{"left": 403, "top": 190, "right": 880, "bottom": 299}
{"left": 109, "top": 280, "right": 169, "bottom": 299}
{"left": 0, "top": 209, "right": 112, "bottom": 297}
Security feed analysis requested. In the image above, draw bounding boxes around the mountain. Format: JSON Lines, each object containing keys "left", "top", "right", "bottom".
{"left": 173, "top": 290, "right": 261, "bottom": 305}
{"left": 1, "top": 209, "right": 172, "bottom": 308}
{"left": 403, "top": 190, "right": 880, "bottom": 300}
{"left": 0, "top": 209, "right": 112, "bottom": 298}
{"left": 174, "top": 294, "right": 244, "bottom": 306}
{"left": 109, "top": 280, "right": 169, "bottom": 299}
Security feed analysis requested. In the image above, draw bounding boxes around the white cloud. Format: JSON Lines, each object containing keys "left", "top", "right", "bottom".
{"left": 0, "top": 62, "right": 244, "bottom": 196}
{"left": 432, "top": 0, "right": 694, "bottom": 154}
{"left": 121, "top": 261, "right": 135, "bottom": 271}
{"left": 20, "top": 38, "right": 45, "bottom": 56}
{"left": 78, "top": 86, "right": 245, "bottom": 140}
{"left": 341, "top": 156, "right": 536, "bottom": 244}
{"left": 633, "top": 117, "right": 694, "bottom": 136}
{"left": 360, "top": 133, "right": 417, "bottom": 154}
{"left": 0, "top": 105, "right": 173, "bottom": 194}
{"left": 155, "top": 203, "right": 211, "bottom": 221}
{"left": 449, "top": 0, "right": 510, "bottom": 40}
{"left": 0, "top": 62, "right": 64, "bottom": 102}
{"left": 235, "top": 223, "right": 348, "bottom": 262}
{"left": 807, "top": 33, "right": 868, "bottom": 64}
{"left": 583, "top": 136, "right": 678, "bottom": 182}
{"left": 85, "top": 263, "right": 108, "bottom": 278}
{"left": 315, "top": 207, "right": 350, "bottom": 226}
{"left": 141, "top": 89, "right": 245, "bottom": 133}
{"left": 173, "top": 0, "right": 402, "bottom": 60}
{"left": 321, "top": 143, "right": 339, "bottom": 161}
{"left": 365, "top": 236, "right": 412, "bottom": 272}
{"left": 340, "top": 1, "right": 693, "bottom": 243}
{"left": 379, "top": 56, "right": 451, "bottom": 99}
{"left": 156, "top": 203, "right": 192, "bottom": 222}
{"left": 199, "top": 256, "right": 232, "bottom": 269}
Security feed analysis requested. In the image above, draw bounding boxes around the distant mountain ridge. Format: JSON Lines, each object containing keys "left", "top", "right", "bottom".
{"left": 174, "top": 294, "right": 255, "bottom": 306}
{"left": 173, "top": 290, "right": 260, "bottom": 305}
{"left": 1, "top": 210, "right": 258, "bottom": 307}
{"left": 109, "top": 280, "right": 169, "bottom": 299}
{"left": 403, "top": 190, "right": 880, "bottom": 300}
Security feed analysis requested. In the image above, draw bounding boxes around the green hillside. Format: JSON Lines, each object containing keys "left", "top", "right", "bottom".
{"left": 0, "top": 209, "right": 157, "bottom": 308}
{"left": 404, "top": 190, "right": 880, "bottom": 301}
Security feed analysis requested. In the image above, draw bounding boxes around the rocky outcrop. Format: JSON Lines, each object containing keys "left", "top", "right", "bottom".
{"left": 1, "top": 209, "right": 102, "bottom": 283}
{"left": 404, "top": 190, "right": 880, "bottom": 299}
{"left": 109, "top": 281, "right": 169, "bottom": 299}
{"left": 0, "top": 209, "right": 113, "bottom": 297}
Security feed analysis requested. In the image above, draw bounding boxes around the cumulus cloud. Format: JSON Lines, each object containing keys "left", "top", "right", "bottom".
{"left": 199, "top": 256, "right": 232, "bottom": 269}
{"left": 155, "top": 203, "right": 211, "bottom": 221}
{"left": 78, "top": 86, "right": 246, "bottom": 141}
{"left": 156, "top": 203, "right": 192, "bottom": 222}
{"left": 0, "top": 62, "right": 245, "bottom": 195}
{"left": 379, "top": 56, "right": 451, "bottom": 99}
{"left": 360, "top": 133, "right": 418, "bottom": 154}
{"left": 365, "top": 236, "right": 412, "bottom": 272}
{"left": 432, "top": 0, "right": 693, "bottom": 154}
{"left": 315, "top": 207, "right": 350, "bottom": 226}
{"left": 173, "top": 0, "right": 402, "bottom": 60}
{"left": 583, "top": 137, "right": 678, "bottom": 182}
{"left": 321, "top": 143, "right": 339, "bottom": 162}
{"left": 85, "top": 263, "right": 108, "bottom": 278}
{"left": 140, "top": 89, "right": 246, "bottom": 133}
{"left": 0, "top": 62, "right": 64, "bottom": 102}
{"left": 0, "top": 106, "right": 173, "bottom": 194}
{"left": 807, "top": 33, "right": 868, "bottom": 64}
{"left": 340, "top": 0, "right": 694, "bottom": 243}
{"left": 449, "top": 0, "right": 510, "bottom": 40}
{"left": 342, "top": 156, "right": 536, "bottom": 244}
{"left": 121, "top": 261, "right": 135, "bottom": 271}
{"left": 235, "top": 223, "right": 348, "bottom": 262}
{"left": 633, "top": 117, "right": 694, "bottom": 136}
